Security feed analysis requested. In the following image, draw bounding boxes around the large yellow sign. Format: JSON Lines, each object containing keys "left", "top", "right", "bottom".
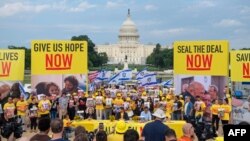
{"left": 0, "top": 49, "right": 24, "bottom": 81}
{"left": 230, "top": 50, "right": 250, "bottom": 81}
{"left": 31, "top": 40, "right": 88, "bottom": 75}
{"left": 174, "top": 40, "right": 229, "bottom": 76}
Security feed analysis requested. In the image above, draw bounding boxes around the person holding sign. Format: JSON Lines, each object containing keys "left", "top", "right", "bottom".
{"left": 104, "top": 91, "right": 113, "bottom": 120}
{"left": 95, "top": 91, "right": 104, "bottom": 120}
{"left": 3, "top": 97, "right": 15, "bottom": 119}
{"left": 28, "top": 97, "right": 38, "bottom": 133}
{"left": 38, "top": 94, "right": 51, "bottom": 118}
{"left": 16, "top": 95, "right": 28, "bottom": 131}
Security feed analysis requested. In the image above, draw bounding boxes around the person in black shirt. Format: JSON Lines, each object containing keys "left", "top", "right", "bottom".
{"left": 142, "top": 108, "right": 171, "bottom": 141}
{"left": 172, "top": 95, "right": 182, "bottom": 120}
{"left": 30, "top": 117, "right": 51, "bottom": 141}
{"left": 28, "top": 98, "right": 39, "bottom": 132}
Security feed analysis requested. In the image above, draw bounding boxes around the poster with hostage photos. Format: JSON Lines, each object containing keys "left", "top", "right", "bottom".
{"left": 31, "top": 40, "right": 88, "bottom": 98}
{"left": 230, "top": 50, "right": 250, "bottom": 124}
{"left": 174, "top": 40, "right": 229, "bottom": 121}
{"left": 31, "top": 74, "right": 87, "bottom": 99}
{"left": 0, "top": 50, "right": 25, "bottom": 107}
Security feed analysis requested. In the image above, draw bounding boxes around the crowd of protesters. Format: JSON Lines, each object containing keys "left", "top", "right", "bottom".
{"left": 0, "top": 76, "right": 232, "bottom": 141}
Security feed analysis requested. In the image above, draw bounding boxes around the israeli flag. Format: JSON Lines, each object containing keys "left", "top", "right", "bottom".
{"left": 139, "top": 73, "right": 158, "bottom": 86}
{"left": 96, "top": 70, "right": 111, "bottom": 81}
{"left": 108, "top": 72, "right": 121, "bottom": 84}
{"left": 161, "top": 79, "right": 173, "bottom": 87}
{"left": 136, "top": 68, "right": 147, "bottom": 80}
{"left": 89, "top": 83, "right": 95, "bottom": 92}
{"left": 119, "top": 69, "right": 132, "bottom": 81}
{"left": 18, "top": 81, "right": 28, "bottom": 100}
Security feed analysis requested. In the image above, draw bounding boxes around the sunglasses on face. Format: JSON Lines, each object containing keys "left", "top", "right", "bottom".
{"left": 169, "top": 139, "right": 177, "bottom": 141}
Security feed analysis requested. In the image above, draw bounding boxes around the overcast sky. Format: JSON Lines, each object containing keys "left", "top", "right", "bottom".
{"left": 0, "top": 0, "right": 250, "bottom": 49}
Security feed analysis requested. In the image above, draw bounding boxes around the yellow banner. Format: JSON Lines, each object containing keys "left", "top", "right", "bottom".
{"left": 174, "top": 40, "right": 229, "bottom": 76}
{"left": 31, "top": 40, "right": 88, "bottom": 75}
{"left": 230, "top": 50, "right": 250, "bottom": 81}
{"left": 0, "top": 49, "right": 24, "bottom": 81}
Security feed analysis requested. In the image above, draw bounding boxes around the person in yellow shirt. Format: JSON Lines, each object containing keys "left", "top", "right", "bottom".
{"left": 113, "top": 93, "right": 124, "bottom": 114}
{"left": 210, "top": 99, "right": 220, "bottom": 135}
{"left": 220, "top": 98, "right": 231, "bottom": 126}
{"left": 165, "top": 95, "right": 173, "bottom": 119}
{"left": 107, "top": 120, "right": 128, "bottom": 141}
{"left": 16, "top": 95, "right": 28, "bottom": 131}
{"left": 63, "top": 115, "right": 72, "bottom": 140}
{"left": 38, "top": 94, "right": 51, "bottom": 118}
{"left": 3, "top": 97, "right": 16, "bottom": 119}
{"left": 168, "top": 89, "right": 175, "bottom": 101}
{"left": 194, "top": 96, "right": 206, "bottom": 120}
{"left": 179, "top": 95, "right": 185, "bottom": 120}
{"left": 95, "top": 91, "right": 104, "bottom": 120}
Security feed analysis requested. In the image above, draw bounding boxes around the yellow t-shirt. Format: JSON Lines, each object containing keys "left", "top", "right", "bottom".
{"left": 16, "top": 100, "right": 28, "bottom": 116}
{"left": 113, "top": 98, "right": 124, "bottom": 107}
{"left": 107, "top": 134, "right": 123, "bottom": 141}
{"left": 38, "top": 100, "right": 51, "bottom": 115}
{"left": 166, "top": 101, "right": 173, "bottom": 114}
{"left": 195, "top": 101, "right": 206, "bottom": 117}
{"left": 220, "top": 104, "right": 231, "bottom": 121}
{"left": 3, "top": 103, "right": 15, "bottom": 118}
{"left": 210, "top": 104, "right": 220, "bottom": 115}
{"left": 63, "top": 119, "right": 71, "bottom": 127}
{"left": 95, "top": 96, "right": 104, "bottom": 110}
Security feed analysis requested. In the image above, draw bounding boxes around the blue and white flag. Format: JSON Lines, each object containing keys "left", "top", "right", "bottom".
{"left": 96, "top": 70, "right": 111, "bottom": 81}
{"left": 136, "top": 68, "right": 147, "bottom": 80}
{"left": 89, "top": 83, "right": 95, "bottom": 92}
{"left": 139, "top": 73, "right": 158, "bottom": 86}
{"left": 18, "top": 81, "right": 28, "bottom": 100}
{"left": 119, "top": 69, "right": 132, "bottom": 81}
{"left": 161, "top": 79, "right": 173, "bottom": 87}
{"left": 108, "top": 72, "right": 121, "bottom": 84}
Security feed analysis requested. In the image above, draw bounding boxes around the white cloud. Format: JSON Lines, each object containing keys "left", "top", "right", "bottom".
{"left": 185, "top": 0, "right": 216, "bottom": 11}
{"left": 151, "top": 28, "right": 199, "bottom": 36}
{"left": 0, "top": 2, "right": 50, "bottom": 17}
{"left": 136, "top": 20, "right": 162, "bottom": 27}
{"left": 144, "top": 4, "right": 158, "bottom": 11}
{"left": 240, "top": 6, "right": 250, "bottom": 14}
{"left": 106, "top": 1, "right": 123, "bottom": 8}
{"left": 68, "top": 1, "right": 96, "bottom": 12}
{"left": 215, "top": 19, "right": 243, "bottom": 27}
{"left": 198, "top": 0, "right": 216, "bottom": 8}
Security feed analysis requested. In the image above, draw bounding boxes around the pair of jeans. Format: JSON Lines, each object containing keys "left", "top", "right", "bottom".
{"left": 50, "top": 110, "right": 57, "bottom": 119}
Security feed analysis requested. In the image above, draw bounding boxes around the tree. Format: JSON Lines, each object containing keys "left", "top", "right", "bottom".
{"left": 8, "top": 46, "right": 31, "bottom": 69}
{"left": 71, "top": 35, "right": 108, "bottom": 67}
{"left": 146, "top": 44, "right": 173, "bottom": 69}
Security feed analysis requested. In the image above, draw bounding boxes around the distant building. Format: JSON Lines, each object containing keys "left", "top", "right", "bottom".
{"left": 96, "top": 9, "right": 155, "bottom": 65}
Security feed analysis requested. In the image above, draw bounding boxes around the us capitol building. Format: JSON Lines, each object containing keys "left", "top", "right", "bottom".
{"left": 96, "top": 10, "right": 155, "bottom": 65}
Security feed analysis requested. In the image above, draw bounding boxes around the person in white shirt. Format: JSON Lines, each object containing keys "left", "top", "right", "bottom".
{"left": 140, "top": 106, "right": 152, "bottom": 122}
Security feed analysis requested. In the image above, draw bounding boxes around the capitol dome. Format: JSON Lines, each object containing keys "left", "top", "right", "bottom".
{"left": 119, "top": 9, "right": 139, "bottom": 43}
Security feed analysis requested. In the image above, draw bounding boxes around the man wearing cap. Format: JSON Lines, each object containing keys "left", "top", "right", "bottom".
{"left": 141, "top": 108, "right": 171, "bottom": 141}
{"left": 108, "top": 120, "right": 129, "bottom": 141}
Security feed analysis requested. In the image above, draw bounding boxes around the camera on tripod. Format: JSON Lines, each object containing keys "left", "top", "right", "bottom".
{"left": 0, "top": 116, "right": 23, "bottom": 139}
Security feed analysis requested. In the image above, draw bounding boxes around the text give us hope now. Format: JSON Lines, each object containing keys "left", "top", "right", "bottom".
{"left": 33, "top": 42, "right": 85, "bottom": 70}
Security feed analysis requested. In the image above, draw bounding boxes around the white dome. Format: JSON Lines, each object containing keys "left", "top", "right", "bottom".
{"left": 119, "top": 9, "right": 139, "bottom": 43}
